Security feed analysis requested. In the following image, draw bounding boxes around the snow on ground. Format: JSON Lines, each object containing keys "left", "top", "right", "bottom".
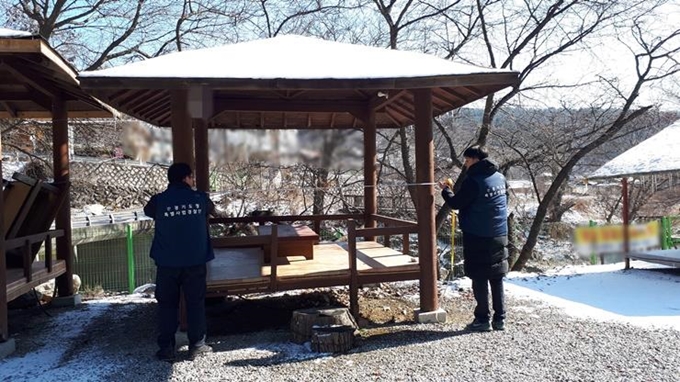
{"left": 1, "top": 261, "right": 678, "bottom": 380}
{"left": 0, "top": 295, "right": 154, "bottom": 382}
{"left": 505, "top": 262, "right": 680, "bottom": 331}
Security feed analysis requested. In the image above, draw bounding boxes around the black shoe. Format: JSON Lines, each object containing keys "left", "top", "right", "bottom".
{"left": 492, "top": 320, "right": 505, "bottom": 331}
{"left": 465, "top": 319, "right": 491, "bottom": 332}
{"left": 156, "top": 348, "right": 175, "bottom": 362}
{"left": 189, "top": 344, "right": 213, "bottom": 360}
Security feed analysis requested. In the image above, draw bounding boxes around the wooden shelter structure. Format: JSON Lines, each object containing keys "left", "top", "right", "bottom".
{"left": 0, "top": 28, "right": 112, "bottom": 346}
{"left": 79, "top": 35, "right": 518, "bottom": 319}
{"left": 590, "top": 119, "right": 680, "bottom": 268}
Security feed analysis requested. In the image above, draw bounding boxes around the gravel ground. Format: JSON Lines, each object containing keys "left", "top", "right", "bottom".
{"left": 6, "top": 282, "right": 678, "bottom": 382}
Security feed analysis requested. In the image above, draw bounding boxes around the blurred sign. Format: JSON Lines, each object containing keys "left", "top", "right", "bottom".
{"left": 574, "top": 221, "right": 660, "bottom": 255}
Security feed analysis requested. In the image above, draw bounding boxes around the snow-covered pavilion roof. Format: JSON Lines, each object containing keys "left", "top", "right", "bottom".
{"left": 0, "top": 28, "right": 32, "bottom": 38}
{"left": 81, "top": 35, "right": 513, "bottom": 80}
{"left": 78, "top": 35, "right": 519, "bottom": 129}
{"left": 590, "top": 119, "right": 680, "bottom": 179}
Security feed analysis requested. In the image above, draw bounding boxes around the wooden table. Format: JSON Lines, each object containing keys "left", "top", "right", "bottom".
{"left": 258, "top": 224, "right": 319, "bottom": 262}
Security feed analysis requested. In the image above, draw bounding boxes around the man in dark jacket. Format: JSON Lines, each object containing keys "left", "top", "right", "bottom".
{"left": 440, "top": 146, "right": 508, "bottom": 332}
{"left": 144, "top": 163, "right": 215, "bottom": 361}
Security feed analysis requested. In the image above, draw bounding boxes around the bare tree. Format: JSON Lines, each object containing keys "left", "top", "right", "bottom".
{"left": 511, "top": 19, "right": 680, "bottom": 270}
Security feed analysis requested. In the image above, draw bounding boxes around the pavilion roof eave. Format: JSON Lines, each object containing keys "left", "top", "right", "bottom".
{"left": 588, "top": 168, "right": 680, "bottom": 181}
{"left": 1, "top": 32, "right": 115, "bottom": 119}
{"left": 78, "top": 72, "right": 519, "bottom": 91}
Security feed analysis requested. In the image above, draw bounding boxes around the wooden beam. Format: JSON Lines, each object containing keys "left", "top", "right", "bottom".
{"left": 412, "top": 88, "right": 438, "bottom": 313}
{"left": 193, "top": 118, "right": 209, "bottom": 192}
{"left": 1, "top": 101, "right": 16, "bottom": 118}
{"left": 52, "top": 94, "right": 74, "bottom": 297}
{"left": 364, "top": 108, "right": 377, "bottom": 233}
{"left": 383, "top": 109, "right": 402, "bottom": 126}
{"left": 213, "top": 98, "right": 366, "bottom": 115}
{"left": 330, "top": 112, "right": 336, "bottom": 128}
{"left": 0, "top": 60, "right": 59, "bottom": 98}
{"left": 368, "top": 89, "right": 408, "bottom": 111}
{"left": 0, "top": 128, "right": 7, "bottom": 341}
{"left": 171, "top": 89, "right": 195, "bottom": 167}
{"left": 78, "top": 72, "right": 519, "bottom": 91}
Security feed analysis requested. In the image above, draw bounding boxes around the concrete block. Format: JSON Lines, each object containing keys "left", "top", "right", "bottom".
{"left": 51, "top": 293, "right": 82, "bottom": 308}
{"left": 0, "top": 338, "right": 16, "bottom": 360}
{"left": 414, "top": 308, "right": 447, "bottom": 324}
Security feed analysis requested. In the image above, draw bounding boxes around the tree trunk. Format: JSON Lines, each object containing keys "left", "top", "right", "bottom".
{"left": 311, "top": 325, "right": 355, "bottom": 353}
{"left": 290, "top": 307, "right": 358, "bottom": 344}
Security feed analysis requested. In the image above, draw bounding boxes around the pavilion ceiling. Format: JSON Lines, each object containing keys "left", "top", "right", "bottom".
{"left": 82, "top": 73, "right": 517, "bottom": 129}
{"left": 0, "top": 35, "right": 112, "bottom": 119}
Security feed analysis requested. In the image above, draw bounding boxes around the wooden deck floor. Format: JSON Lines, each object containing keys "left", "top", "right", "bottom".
{"left": 629, "top": 249, "right": 680, "bottom": 267}
{"left": 206, "top": 241, "right": 419, "bottom": 294}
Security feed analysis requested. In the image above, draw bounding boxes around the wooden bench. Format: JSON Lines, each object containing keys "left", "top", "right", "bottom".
{"left": 258, "top": 224, "right": 319, "bottom": 262}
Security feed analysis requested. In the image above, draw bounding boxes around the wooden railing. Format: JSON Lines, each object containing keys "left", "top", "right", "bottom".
{"left": 4, "top": 229, "right": 64, "bottom": 283}
{"left": 210, "top": 213, "right": 363, "bottom": 237}
{"left": 347, "top": 217, "right": 418, "bottom": 318}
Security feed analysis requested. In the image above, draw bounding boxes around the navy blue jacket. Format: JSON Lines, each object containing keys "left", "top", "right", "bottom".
{"left": 144, "top": 182, "right": 215, "bottom": 267}
{"left": 442, "top": 159, "right": 509, "bottom": 278}
{"left": 441, "top": 159, "right": 508, "bottom": 237}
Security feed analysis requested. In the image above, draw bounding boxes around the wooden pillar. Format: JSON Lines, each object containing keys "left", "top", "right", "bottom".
{"left": 53, "top": 95, "right": 74, "bottom": 297}
{"left": 363, "top": 108, "right": 377, "bottom": 229}
{"left": 622, "top": 177, "right": 630, "bottom": 269}
{"left": 193, "top": 118, "right": 209, "bottom": 191}
{"left": 171, "top": 89, "right": 194, "bottom": 167}
{"left": 0, "top": 131, "right": 8, "bottom": 341}
{"left": 413, "top": 88, "right": 438, "bottom": 312}
{"left": 189, "top": 87, "right": 212, "bottom": 191}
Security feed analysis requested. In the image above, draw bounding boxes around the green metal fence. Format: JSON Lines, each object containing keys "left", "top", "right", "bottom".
{"left": 72, "top": 221, "right": 156, "bottom": 293}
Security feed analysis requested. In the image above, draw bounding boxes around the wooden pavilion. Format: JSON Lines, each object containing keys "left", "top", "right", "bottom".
{"left": 79, "top": 35, "right": 519, "bottom": 320}
{"left": 0, "top": 28, "right": 112, "bottom": 349}
{"left": 590, "top": 119, "right": 680, "bottom": 268}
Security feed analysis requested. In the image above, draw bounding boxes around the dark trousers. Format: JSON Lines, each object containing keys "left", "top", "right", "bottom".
{"left": 471, "top": 276, "right": 505, "bottom": 322}
{"left": 155, "top": 264, "right": 207, "bottom": 350}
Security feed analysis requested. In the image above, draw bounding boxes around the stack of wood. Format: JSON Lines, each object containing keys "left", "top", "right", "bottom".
{"left": 291, "top": 307, "right": 358, "bottom": 353}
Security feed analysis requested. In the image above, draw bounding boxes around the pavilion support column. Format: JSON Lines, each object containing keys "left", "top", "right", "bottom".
{"left": 412, "top": 88, "right": 445, "bottom": 323}
{"left": 622, "top": 177, "right": 630, "bottom": 269}
{"left": 363, "top": 108, "right": 377, "bottom": 230}
{"left": 53, "top": 96, "right": 74, "bottom": 298}
{"left": 193, "top": 118, "right": 209, "bottom": 192}
{"left": 171, "top": 89, "right": 195, "bottom": 167}
{"left": 0, "top": 131, "right": 8, "bottom": 343}
{"left": 189, "top": 86, "right": 213, "bottom": 191}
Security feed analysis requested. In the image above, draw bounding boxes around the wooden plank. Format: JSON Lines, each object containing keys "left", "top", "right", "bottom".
{"left": 6, "top": 260, "right": 66, "bottom": 302}
{"left": 206, "top": 248, "right": 266, "bottom": 285}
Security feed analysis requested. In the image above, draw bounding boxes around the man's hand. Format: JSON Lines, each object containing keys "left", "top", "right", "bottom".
{"left": 439, "top": 178, "right": 454, "bottom": 190}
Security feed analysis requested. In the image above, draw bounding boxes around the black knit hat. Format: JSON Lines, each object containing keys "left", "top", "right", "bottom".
{"left": 167, "top": 163, "right": 192, "bottom": 183}
{"left": 463, "top": 145, "right": 489, "bottom": 160}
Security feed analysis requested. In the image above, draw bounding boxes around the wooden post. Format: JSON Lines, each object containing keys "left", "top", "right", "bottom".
{"left": 363, "top": 108, "right": 377, "bottom": 231}
{"left": 0, "top": 131, "right": 8, "bottom": 341}
{"left": 269, "top": 225, "right": 278, "bottom": 291}
{"left": 53, "top": 95, "right": 74, "bottom": 297}
{"left": 622, "top": 177, "right": 630, "bottom": 269}
{"left": 171, "top": 89, "right": 194, "bottom": 167}
{"left": 413, "top": 88, "right": 438, "bottom": 312}
{"left": 189, "top": 86, "right": 213, "bottom": 192}
{"left": 193, "top": 118, "right": 209, "bottom": 192}
{"left": 348, "top": 220, "right": 359, "bottom": 319}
